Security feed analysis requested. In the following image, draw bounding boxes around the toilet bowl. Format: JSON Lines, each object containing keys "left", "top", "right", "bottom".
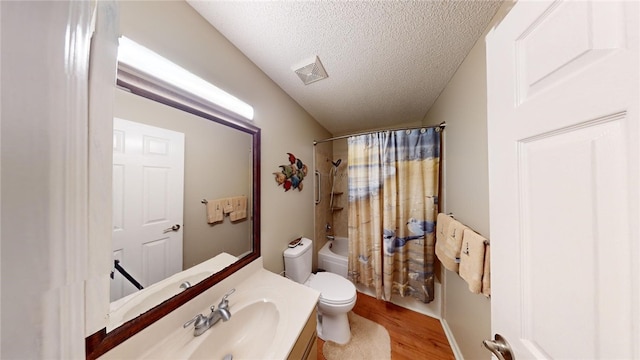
{"left": 307, "top": 272, "right": 356, "bottom": 344}
{"left": 283, "top": 238, "right": 357, "bottom": 344}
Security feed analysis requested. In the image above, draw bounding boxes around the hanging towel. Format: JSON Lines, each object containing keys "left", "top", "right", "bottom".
{"left": 223, "top": 198, "right": 234, "bottom": 214}
{"left": 230, "top": 195, "right": 248, "bottom": 222}
{"left": 436, "top": 213, "right": 452, "bottom": 241}
{"left": 446, "top": 219, "right": 468, "bottom": 266}
{"left": 482, "top": 244, "right": 491, "bottom": 297}
{"left": 459, "top": 228, "right": 487, "bottom": 294}
{"left": 435, "top": 213, "right": 458, "bottom": 271}
{"left": 438, "top": 219, "right": 468, "bottom": 272}
{"left": 206, "top": 199, "right": 224, "bottom": 224}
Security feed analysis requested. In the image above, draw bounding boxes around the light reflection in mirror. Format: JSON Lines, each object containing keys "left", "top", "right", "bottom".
{"left": 118, "top": 36, "right": 254, "bottom": 121}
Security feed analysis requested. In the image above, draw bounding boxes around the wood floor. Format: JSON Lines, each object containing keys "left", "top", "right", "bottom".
{"left": 317, "top": 292, "right": 455, "bottom": 360}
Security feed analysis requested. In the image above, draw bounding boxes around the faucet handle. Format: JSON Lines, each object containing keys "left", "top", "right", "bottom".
{"left": 218, "top": 288, "right": 235, "bottom": 309}
{"left": 222, "top": 288, "right": 236, "bottom": 301}
{"left": 183, "top": 314, "right": 206, "bottom": 329}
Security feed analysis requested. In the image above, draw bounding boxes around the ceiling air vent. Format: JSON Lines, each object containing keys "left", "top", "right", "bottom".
{"left": 294, "top": 56, "right": 328, "bottom": 85}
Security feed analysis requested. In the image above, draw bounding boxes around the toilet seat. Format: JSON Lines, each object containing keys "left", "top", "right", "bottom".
{"left": 309, "top": 272, "right": 356, "bottom": 305}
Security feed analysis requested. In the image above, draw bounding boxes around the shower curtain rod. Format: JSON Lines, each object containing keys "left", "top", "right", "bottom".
{"left": 313, "top": 122, "right": 446, "bottom": 145}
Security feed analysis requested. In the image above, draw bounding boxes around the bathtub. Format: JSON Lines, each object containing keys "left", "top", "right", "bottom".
{"left": 318, "top": 237, "right": 348, "bottom": 278}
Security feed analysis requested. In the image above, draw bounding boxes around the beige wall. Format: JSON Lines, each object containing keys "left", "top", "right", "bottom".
{"left": 119, "top": 1, "right": 331, "bottom": 274}
{"left": 113, "top": 90, "right": 253, "bottom": 270}
{"left": 422, "top": 2, "right": 513, "bottom": 359}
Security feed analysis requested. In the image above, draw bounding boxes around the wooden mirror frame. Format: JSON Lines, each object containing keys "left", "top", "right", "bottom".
{"left": 85, "top": 65, "right": 261, "bottom": 360}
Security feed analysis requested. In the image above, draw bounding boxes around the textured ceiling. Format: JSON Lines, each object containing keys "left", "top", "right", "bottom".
{"left": 188, "top": 1, "right": 502, "bottom": 135}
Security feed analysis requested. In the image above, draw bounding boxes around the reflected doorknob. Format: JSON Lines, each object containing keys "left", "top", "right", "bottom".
{"left": 482, "top": 334, "right": 514, "bottom": 360}
{"left": 163, "top": 224, "right": 181, "bottom": 233}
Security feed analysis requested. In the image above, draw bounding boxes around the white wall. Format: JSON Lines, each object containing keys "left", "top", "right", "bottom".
{"left": 1, "top": 1, "right": 93, "bottom": 358}
{"left": 422, "top": 2, "right": 513, "bottom": 359}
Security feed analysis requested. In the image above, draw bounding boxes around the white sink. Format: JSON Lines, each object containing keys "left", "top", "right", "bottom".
{"left": 138, "top": 286, "right": 287, "bottom": 360}
{"left": 100, "top": 259, "right": 320, "bottom": 360}
{"left": 189, "top": 300, "right": 279, "bottom": 359}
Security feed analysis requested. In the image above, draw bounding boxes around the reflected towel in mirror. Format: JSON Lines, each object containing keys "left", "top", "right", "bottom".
{"left": 223, "top": 198, "right": 234, "bottom": 214}
{"left": 230, "top": 195, "right": 247, "bottom": 222}
{"left": 207, "top": 199, "right": 224, "bottom": 224}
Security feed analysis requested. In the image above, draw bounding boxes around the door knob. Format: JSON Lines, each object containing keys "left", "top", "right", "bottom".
{"left": 163, "top": 224, "right": 181, "bottom": 233}
{"left": 482, "top": 334, "right": 514, "bottom": 360}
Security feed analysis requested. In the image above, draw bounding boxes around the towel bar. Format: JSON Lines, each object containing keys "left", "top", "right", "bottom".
{"left": 443, "top": 212, "right": 490, "bottom": 245}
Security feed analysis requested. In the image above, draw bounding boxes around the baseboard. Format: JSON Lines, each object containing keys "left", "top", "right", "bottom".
{"left": 440, "top": 318, "right": 464, "bottom": 360}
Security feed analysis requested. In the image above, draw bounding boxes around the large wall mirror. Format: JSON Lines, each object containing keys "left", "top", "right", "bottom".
{"left": 86, "top": 61, "right": 261, "bottom": 359}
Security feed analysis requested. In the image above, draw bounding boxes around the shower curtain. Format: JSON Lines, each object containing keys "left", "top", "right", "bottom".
{"left": 347, "top": 128, "right": 440, "bottom": 303}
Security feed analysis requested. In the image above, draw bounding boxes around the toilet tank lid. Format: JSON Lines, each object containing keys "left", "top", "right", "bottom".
{"left": 283, "top": 237, "right": 312, "bottom": 258}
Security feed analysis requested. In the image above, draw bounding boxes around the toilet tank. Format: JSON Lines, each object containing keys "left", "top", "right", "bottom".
{"left": 283, "top": 237, "right": 313, "bottom": 283}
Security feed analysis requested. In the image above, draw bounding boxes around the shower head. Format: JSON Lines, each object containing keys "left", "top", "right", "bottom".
{"left": 332, "top": 159, "right": 342, "bottom": 168}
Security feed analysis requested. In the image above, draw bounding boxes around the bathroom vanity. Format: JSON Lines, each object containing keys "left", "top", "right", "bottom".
{"left": 99, "top": 258, "right": 320, "bottom": 359}
{"left": 287, "top": 309, "right": 318, "bottom": 360}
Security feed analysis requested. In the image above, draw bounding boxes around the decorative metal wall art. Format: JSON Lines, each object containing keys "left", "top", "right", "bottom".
{"left": 273, "top": 153, "right": 307, "bottom": 191}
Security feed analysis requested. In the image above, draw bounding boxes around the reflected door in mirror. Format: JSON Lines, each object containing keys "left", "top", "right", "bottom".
{"left": 111, "top": 118, "right": 185, "bottom": 301}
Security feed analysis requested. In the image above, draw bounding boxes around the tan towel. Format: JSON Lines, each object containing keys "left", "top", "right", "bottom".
{"left": 435, "top": 213, "right": 458, "bottom": 271}
{"left": 436, "top": 213, "right": 452, "bottom": 241}
{"left": 482, "top": 244, "right": 491, "bottom": 297}
{"left": 206, "top": 199, "right": 224, "bottom": 224}
{"left": 438, "top": 219, "right": 468, "bottom": 272}
{"left": 229, "top": 196, "right": 247, "bottom": 222}
{"left": 459, "top": 228, "right": 487, "bottom": 294}
{"left": 222, "top": 198, "right": 234, "bottom": 214}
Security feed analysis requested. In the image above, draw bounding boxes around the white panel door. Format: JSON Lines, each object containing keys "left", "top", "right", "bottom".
{"left": 486, "top": 1, "right": 638, "bottom": 358}
{"left": 111, "top": 118, "right": 185, "bottom": 301}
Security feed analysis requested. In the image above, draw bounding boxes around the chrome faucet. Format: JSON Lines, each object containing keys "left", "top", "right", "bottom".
{"left": 183, "top": 288, "right": 235, "bottom": 336}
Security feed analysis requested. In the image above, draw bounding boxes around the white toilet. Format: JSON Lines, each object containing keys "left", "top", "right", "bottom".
{"left": 284, "top": 237, "right": 356, "bottom": 344}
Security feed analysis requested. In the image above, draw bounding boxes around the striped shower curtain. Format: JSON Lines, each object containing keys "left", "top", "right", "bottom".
{"left": 347, "top": 128, "right": 440, "bottom": 303}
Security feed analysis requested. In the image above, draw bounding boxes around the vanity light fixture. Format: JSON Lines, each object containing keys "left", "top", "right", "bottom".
{"left": 117, "top": 36, "right": 254, "bottom": 121}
